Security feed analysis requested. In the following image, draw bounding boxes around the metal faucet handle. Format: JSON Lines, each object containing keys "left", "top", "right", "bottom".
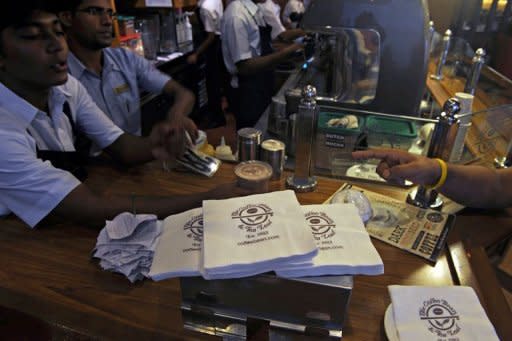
{"left": 302, "top": 85, "right": 317, "bottom": 99}
{"left": 442, "top": 97, "right": 461, "bottom": 116}
{"left": 474, "top": 48, "right": 486, "bottom": 60}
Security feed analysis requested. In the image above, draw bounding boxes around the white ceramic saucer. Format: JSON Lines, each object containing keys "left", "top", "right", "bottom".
{"left": 384, "top": 304, "right": 400, "bottom": 341}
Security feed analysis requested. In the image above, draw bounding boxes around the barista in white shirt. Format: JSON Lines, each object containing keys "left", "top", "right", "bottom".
{"left": 282, "top": 0, "right": 305, "bottom": 29}
{"left": 187, "top": 0, "right": 227, "bottom": 128}
{"left": 221, "top": 0, "right": 304, "bottom": 129}
{"left": 258, "top": 0, "right": 285, "bottom": 39}
{"left": 0, "top": 2, "right": 250, "bottom": 228}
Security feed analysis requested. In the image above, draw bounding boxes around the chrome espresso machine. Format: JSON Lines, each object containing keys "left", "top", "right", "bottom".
{"left": 181, "top": 1, "right": 430, "bottom": 339}
{"left": 266, "top": 0, "right": 431, "bottom": 178}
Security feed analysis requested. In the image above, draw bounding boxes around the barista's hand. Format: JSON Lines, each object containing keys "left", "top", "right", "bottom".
{"left": 166, "top": 107, "right": 199, "bottom": 142}
{"left": 149, "top": 121, "right": 187, "bottom": 161}
{"left": 352, "top": 148, "right": 441, "bottom": 186}
{"left": 208, "top": 182, "right": 264, "bottom": 200}
{"left": 187, "top": 53, "right": 198, "bottom": 65}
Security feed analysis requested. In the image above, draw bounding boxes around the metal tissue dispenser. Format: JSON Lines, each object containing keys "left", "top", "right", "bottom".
{"left": 180, "top": 274, "right": 353, "bottom": 339}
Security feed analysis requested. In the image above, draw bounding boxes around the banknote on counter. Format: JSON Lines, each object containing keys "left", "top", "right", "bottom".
{"left": 325, "top": 184, "right": 456, "bottom": 263}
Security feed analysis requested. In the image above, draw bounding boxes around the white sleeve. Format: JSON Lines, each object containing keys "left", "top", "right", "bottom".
{"left": 0, "top": 123, "right": 81, "bottom": 228}
{"left": 69, "top": 77, "right": 124, "bottom": 149}
{"left": 223, "top": 14, "right": 253, "bottom": 63}
{"left": 200, "top": 7, "right": 217, "bottom": 34}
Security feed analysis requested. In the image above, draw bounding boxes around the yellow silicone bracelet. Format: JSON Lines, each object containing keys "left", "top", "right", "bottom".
{"left": 427, "top": 158, "right": 448, "bottom": 190}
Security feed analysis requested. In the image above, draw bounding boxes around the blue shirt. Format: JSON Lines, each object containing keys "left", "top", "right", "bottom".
{"left": 67, "top": 48, "right": 171, "bottom": 136}
{"left": 0, "top": 77, "right": 123, "bottom": 228}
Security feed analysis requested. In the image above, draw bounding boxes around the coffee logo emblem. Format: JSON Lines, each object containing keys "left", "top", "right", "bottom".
{"left": 184, "top": 214, "right": 204, "bottom": 242}
{"left": 305, "top": 211, "right": 336, "bottom": 239}
{"left": 232, "top": 204, "right": 273, "bottom": 231}
{"left": 419, "top": 298, "right": 460, "bottom": 338}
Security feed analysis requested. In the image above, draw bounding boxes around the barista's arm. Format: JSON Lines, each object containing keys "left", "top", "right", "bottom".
{"left": 104, "top": 120, "right": 189, "bottom": 165}
{"left": 187, "top": 32, "right": 216, "bottom": 64}
{"left": 276, "top": 28, "right": 305, "bottom": 43}
{"left": 162, "top": 79, "right": 198, "bottom": 141}
{"left": 236, "top": 42, "right": 302, "bottom": 76}
{"left": 51, "top": 182, "right": 254, "bottom": 227}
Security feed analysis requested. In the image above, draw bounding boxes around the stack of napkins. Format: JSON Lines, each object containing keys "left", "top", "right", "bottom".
{"left": 201, "top": 190, "right": 318, "bottom": 279}
{"left": 388, "top": 285, "right": 499, "bottom": 340}
{"left": 149, "top": 208, "right": 203, "bottom": 281}
{"left": 93, "top": 212, "right": 161, "bottom": 283}
{"left": 275, "top": 204, "right": 384, "bottom": 278}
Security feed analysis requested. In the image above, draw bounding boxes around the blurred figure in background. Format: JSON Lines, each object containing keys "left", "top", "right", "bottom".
{"left": 282, "top": 0, "right": 305, "bottom": 29}
{"left": 259, "top": 0, "right": 285, "bottom": 40}
{"left": 187, "top": 0, "right": 227, "bottom": 128}
{"left": 221, "top": 0, "right": 303, "bottom": 129}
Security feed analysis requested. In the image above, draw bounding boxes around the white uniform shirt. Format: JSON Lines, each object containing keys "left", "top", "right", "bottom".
{"left": 198, "top": 0, "right": 224, "bottom": 35}
{"left": 0, "top": 77, "right": 123, "bottom": 228}
{"left": 259, "top": 0, "right": 285, "bottom": 40}
{"left": 68, "top": 48, "right": 171, "bottom": 137}
{"left": 282, "top": 0, "right": 305, "bottom": 28}
{"left": 221, "top": 0, "right": 266, "bottom": 88}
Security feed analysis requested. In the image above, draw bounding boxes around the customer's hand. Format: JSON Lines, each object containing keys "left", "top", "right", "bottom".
{"left": 352, "top": 148, "right": 441, "bottom": 186}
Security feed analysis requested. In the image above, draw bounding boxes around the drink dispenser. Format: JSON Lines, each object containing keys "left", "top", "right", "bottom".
{"left": 267, "top": 0, "right": 430, "bottom": 170}
{"left": 299, "top": 0, "right": 429, "bottom": 115}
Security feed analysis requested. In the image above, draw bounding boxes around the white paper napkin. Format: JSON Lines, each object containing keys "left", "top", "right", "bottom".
{"left": 93, "top": 212, "right": 161, "bottom": 282}
{"left": 149, "top": 208, "right": 203, "bottom": 281}
{"left": 388, "top": 285, "right": 499, "bottom": 341}
{"left": 275, "top": 204, "right": 384, "bottom": 277}
{"left": 201, "top": 190, "right": 317, "bottom": 279}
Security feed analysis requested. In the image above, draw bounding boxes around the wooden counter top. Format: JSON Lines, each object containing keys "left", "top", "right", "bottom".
{"left": 0, "top": 160, "right": 510, "bottom": 340}
{"left": 426, "top": 61, "right": 512, "bottom": 166}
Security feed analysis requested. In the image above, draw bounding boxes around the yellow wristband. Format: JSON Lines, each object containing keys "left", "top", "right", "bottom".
{"left": 427, "top": 158, "right": 448, "bottom": 190}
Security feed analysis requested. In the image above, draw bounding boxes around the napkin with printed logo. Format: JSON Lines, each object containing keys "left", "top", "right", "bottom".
{"left": 275, "top": 203, "right": 384, "bottom": 277}
{"left": 388, "top": 285, "right": 499, "bottom": 341}
{"left": 93, "top": 212, "right": 161, "bottom": 282}
{"left": 201, "top": 190, "right": 318, "bottom": 279}
{"left": 149, "top": 208, "right": 203, "bottom": 281}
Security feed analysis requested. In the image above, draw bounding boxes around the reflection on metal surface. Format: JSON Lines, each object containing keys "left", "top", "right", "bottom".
{"left": 295, "top": 28, "right": 380, "bottom": 105}
{"left": 180, "top": 274, "right": 353, "bottom": 340}
{"left": 494, "top": 139, "right": 512, "bottom": 168}
{"left": 464, "top": 48, "right": 486, "bottom": 95}
{"left": 287, "top": 85, "right": 318, "bottom": 192}
{"left": 430, "top": 30, "right": 452, "bottom": 81}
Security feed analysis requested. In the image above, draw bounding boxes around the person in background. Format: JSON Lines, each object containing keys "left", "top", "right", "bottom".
{"left": 282, "top": 0, "right": 305, "bottom": 29}
{"left": 57, "top": 0, "right": 197, "bottom": 151}
{"left": 259, "top": 0, "right": 285, "bottom": 40}
{"left": 352, "top": 148, "right": 512, "bottom": 208}
{"left": 0, "top": 1, "right": 252, "bottom": 229}
{"left": 221, "top": 0, "right": 304, "bottom": 129}
{"left": 187, "top": 0, "right": 227, "bottom": 128}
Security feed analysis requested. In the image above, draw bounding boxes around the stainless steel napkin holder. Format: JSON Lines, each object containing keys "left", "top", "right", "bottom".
{"left": 180, "top": 273, "right": 353, "bottom": 339}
